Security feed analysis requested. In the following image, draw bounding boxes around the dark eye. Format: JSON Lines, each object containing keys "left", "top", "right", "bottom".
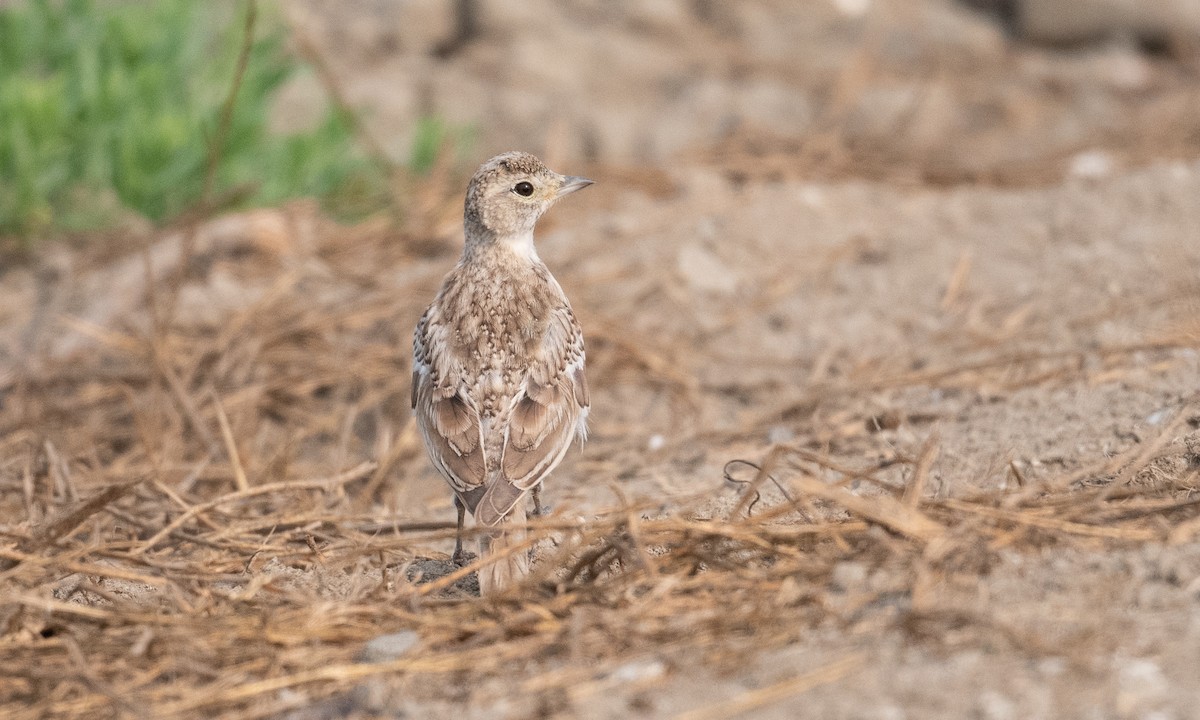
{"left": 513, "top": 181, "right": 534, "bottom": 197}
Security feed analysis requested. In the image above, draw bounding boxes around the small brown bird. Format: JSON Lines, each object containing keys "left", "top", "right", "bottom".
{"left": 412, "top": 151, "right": 592, "bottom": 595}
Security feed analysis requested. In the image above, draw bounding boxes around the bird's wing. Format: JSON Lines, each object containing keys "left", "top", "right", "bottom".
{"left": 475, "top": 305, "right": 588, "bottom": 527}
{"left": 412, "top": 308, "right": 487, "bottom": 509}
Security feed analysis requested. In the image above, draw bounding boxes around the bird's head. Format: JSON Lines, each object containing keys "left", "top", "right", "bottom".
{"left": 463, "top": 151, "right": 593, "bottom": 248}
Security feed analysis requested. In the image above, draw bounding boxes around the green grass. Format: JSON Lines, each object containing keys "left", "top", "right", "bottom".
{"left": 0, "top": 0, "right": 402, "bottom": 246}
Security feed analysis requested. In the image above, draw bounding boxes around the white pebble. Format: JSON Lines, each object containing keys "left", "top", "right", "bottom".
{"left": 1145, "top": 409, "right": 1171, "bottom": 426}
{"left": 1069, "top": 150, "right": 1114, "bottom": 180}
{"left": 832, "top": 0, "right": 871, "bottom": 18}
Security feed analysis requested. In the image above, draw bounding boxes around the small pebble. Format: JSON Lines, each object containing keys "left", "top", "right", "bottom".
{"left": 767, "top": 425, "right": 794, "bottom": 444}
{"left": 359, "top": 631, "right": 419, "bottom": 663}
{"left": 609, "top": 659, "right": 666, "bottom": 684}
{"left": 977, "top": 690, "right": 1016, "bottom": 720}
{"left": 1069, "top": 150, "right": 1114, "bottom": 180}
{"left": 830, "top": 561, "right": 868, "bottom": 591}
{"left": 1145, "top": 409, "right": 1171, "bottom": 426}
{"left": 832, "top": 0, "right": 871, "bottom": 18}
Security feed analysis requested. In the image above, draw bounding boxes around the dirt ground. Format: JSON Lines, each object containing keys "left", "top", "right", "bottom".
{"left": 3, "top": 1, "right": 1200, "bottom": 718}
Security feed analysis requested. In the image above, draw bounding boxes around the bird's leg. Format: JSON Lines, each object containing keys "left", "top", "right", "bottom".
{"left": 530, "top": 485, "right": 544, "bottom": 517}
{"left": 452, "top": 496, "right": 466, "bottom": 564}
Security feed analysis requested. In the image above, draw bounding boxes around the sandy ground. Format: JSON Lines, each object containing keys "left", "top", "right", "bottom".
{"left": 2, "top": 1, "right": 1200, "bottom": 718}
{"left": 356, "top": 158, "right": 1200, "bottom": 720}
{"left": 518, "top": 160, "right": 1200, "bottom": 720}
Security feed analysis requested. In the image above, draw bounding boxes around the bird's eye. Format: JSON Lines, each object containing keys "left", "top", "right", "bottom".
{"left": 513, "top": 181, "right": 534, "bottom": 197}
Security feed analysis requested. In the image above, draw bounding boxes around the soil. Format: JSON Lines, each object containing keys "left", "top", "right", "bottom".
{"left": 2, "top": 1, "right": 1200, "bottom": 719}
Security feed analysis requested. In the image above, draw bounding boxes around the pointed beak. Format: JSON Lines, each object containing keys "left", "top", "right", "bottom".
{"left": 557, "top": 175, "right": 594, "bottom": 197}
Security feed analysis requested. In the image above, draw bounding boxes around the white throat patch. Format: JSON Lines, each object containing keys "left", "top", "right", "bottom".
{"left": 498, "top": 230, "right": 539, "bottom": 261}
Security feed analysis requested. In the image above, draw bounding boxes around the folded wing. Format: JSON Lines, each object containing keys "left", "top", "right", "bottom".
{"left": 413, "top": 311, "right": 487, "bottom": 510}
{"left": 476, "top": 306, "right": 589, "bottom": 527}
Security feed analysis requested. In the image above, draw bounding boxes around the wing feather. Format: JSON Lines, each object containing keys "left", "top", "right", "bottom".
{"left": 415, "top": 278, "right": 588, "bottom": 529}
{"left": 476, "top": 306, "right": 588, "bottom": 526}
{"left": 413, "top": 307, "right": 487, "bottom": 509}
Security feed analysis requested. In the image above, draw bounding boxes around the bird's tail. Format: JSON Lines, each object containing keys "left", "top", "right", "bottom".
{"left": 475, "top": 501, "right": 531, "bottom": 596}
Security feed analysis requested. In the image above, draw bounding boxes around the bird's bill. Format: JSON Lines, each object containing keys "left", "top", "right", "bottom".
{"left": 557, "top": 175, "right": 594, "bottom": 197}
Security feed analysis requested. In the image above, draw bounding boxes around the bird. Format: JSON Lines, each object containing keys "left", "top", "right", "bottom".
{"left": 412, "top": 151, "right": 592, "bottom": 595}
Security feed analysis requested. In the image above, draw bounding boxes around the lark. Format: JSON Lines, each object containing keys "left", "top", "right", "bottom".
{"left": 412, "top": 151, "right": 592, "bottom": 595}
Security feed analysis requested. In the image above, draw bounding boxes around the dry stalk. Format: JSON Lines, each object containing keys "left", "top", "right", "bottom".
{"left": 134, "top": 460, "right": 376, "bottom": 553}
{"left": 671, "top": 653, "right": 867, "bottom": 720}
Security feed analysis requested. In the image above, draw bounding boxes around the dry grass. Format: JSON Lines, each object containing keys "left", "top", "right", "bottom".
{"left": 4, "top": 1, "right": 1200, "bottom": 714}
{"left": 1, "top": 193, "right": 1199, "bottom": 718}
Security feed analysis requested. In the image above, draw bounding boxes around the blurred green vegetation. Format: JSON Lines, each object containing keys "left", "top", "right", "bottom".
{"left": 0, "top": 0, "right": 402, "bottom": 246}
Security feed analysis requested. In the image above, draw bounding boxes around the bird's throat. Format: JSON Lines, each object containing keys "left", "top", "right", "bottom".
{"left": 495, "top": 230, "right": 539, "bottom": 262}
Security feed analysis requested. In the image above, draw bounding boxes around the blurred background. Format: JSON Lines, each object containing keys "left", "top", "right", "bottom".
{"left": 3, "top": 0, "right": 1200, "bottom": 248}
{"left": 3, "top": 1, "right": 1200, "bottom": 718}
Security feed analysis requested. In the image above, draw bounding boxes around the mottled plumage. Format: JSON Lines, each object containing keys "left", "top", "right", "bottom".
{"left": 413, "top": 151, "right": 592, "bottom": 595}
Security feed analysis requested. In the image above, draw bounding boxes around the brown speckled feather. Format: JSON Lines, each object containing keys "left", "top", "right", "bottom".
{"left": 412, "top": 151, "right": 592, "bottom": 595}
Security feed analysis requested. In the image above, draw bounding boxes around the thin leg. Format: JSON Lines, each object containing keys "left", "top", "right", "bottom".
{"left": 452, "top": 496, "right": 466, "bottom": 564}
{"left": 531, "top": 485, "right": 544, "bottom": 517}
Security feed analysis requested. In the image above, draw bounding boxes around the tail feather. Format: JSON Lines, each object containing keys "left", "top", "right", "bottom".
{"left": 475, "top": 476, "right": 525, "bottom": 527}
{"left": 475, "top": 502, "right": 531, "bottom": 596}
